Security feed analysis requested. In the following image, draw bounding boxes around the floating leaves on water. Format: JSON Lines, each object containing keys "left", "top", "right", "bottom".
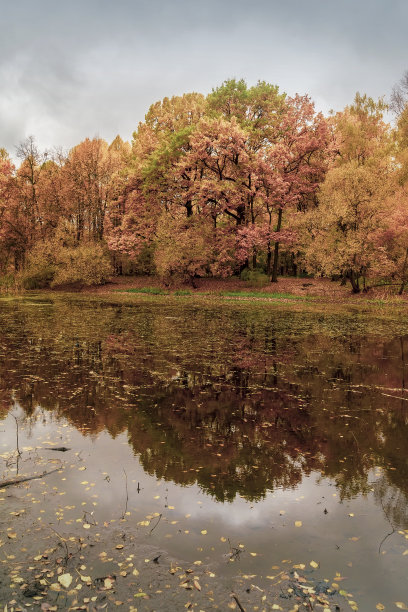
{"left": 294, "top": 521, "right": 302, "bottom": 527}
{"left": 310, "top": 561, "right": 319, "bottom": 568}
{"left": 57, "top": 573, "right": 72, "bottom": 588}
{"left": 80, "top": 575, "right": 92, "bottom": 583}
{"left": 395, "top": 604, "right": 408, "bottom": 611}
{"left": 104, "top": 577, "right": 115, "bottom": 589}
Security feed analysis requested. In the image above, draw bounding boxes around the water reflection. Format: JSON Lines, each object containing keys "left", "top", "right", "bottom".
{"left": 1, "top": 297, "right": 408, "bottom": 526}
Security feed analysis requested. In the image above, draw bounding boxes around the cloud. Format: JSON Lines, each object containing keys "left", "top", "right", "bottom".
{"left": 0, "top": 0, "right": 406, "bottom": 157}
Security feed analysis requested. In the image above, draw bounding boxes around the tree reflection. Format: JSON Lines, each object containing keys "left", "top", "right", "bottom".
{"left": 0, "top": 297, "right": 407, "bottom": 520}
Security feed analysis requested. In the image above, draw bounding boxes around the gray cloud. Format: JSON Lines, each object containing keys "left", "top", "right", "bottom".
{"left": 0, "top": 0, "right": 406, "bottom": 158}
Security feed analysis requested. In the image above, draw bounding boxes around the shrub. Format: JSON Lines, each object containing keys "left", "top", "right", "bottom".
{"left": 51, "top": 243, "right": 112, "bottom": 287}
{"left": 240, "top": 268, "right": 269, "bottom": 287}
{"left": 21, "top": 241, "right": 57, "bottom": 289}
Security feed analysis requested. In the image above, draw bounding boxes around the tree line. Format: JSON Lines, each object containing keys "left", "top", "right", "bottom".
{"left": 1, "top": 76, "right": 408, "bottom": 292}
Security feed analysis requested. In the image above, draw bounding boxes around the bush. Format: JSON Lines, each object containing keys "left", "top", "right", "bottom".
{"left": 51, "top": 244, "right": 112, "bottom": 287}
{"left": 21, "top": 241, "right": 57, "bottom": 289}
{"left": 240, "top": 268, "right": 270, "bottom": 287}
{"left": 0, "top": 273, "right": 22, "bottom": 292}
{"left": 22, "top": 266, "right": 55, "bottom": 289}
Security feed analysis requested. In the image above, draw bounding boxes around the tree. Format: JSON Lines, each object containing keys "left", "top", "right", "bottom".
{"left": 304, "top": 94, "right": 395, "bottom": 292}
{"left": 63, "top": 138, "right": 124, "bottom": 243}
{"left": 391, "top": 70, "right": 408, "bottom": 115}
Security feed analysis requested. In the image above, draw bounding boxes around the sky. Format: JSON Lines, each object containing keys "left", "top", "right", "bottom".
{"left": 0, "top": 0, "right": 407, "bottom": 158}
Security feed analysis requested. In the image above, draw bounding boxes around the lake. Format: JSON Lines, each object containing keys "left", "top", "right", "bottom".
{"left": 1, "top": 295, "right": 408, "bottom": 610}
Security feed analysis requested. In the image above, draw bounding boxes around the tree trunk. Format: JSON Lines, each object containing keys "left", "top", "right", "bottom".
{"left": 271, "top": 208, "right": 283, "bottom": 283}
{"left": 266, "top": 242, "right": 272, "bottom": 275}
{"left": 349, "top": 270, "right": 360, "bottom": 293}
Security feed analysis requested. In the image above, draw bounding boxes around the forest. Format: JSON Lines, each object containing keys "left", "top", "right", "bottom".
{"left": 1, "top": 76, "right": 408, "bottom": 294}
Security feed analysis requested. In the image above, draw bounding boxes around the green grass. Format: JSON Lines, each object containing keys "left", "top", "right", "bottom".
{"left": 219, "top": 290, "right": 310, "bottom": 300}
{"left": 116, "top": 287, "right": 311, "bottom": 300}
{"left": 119, "top": 287, "right": 168, "bottom": 295}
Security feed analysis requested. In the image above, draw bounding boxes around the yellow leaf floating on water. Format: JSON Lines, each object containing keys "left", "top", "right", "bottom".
{"left": 295, "top": 521, "right": 302, "bottom": 527}
{"left": 80, "top": 575, "right": 92, "bottom": 583}
{"left": 132, "top": 569, "right": 139, "bottom": 576}
{"left": 83, "top": 524, "right": 91, "bottom": 529}
{"left": 201, "top": 530, "right": 207, "bottom": 535}
{"left": 310, "top": 561, "right": 319, "bottom": 568}
{"left": 104, "top": 578, "right": 114, "bottom": 589}
{"left": 58, "top": 573, "right": 72, "bottom": 589}
{"left": 395, "top": 604, "right": 408, "bottom": 610}
{"left": 376, "top": 605, "right": 385, "bottom": 610}
{"left": 193, "top": 560, "right": 202, "bottom": 565}
{"left": 249, "top": 552, "right": 257, "bottom": 557}
{"left": 7, "top": 532, "right": 17, "bottom": 539}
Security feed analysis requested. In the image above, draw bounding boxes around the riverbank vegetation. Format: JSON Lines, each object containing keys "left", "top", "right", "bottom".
{"left": 1, "top": 75, "right": 408, "bottom": 294}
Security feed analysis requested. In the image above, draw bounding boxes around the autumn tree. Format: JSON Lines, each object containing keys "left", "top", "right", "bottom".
{"left": 63, "top": 137, "right": 125, "bottom": 243}
{"left": 304, "top": 94, "right": 395, "bottom": 292}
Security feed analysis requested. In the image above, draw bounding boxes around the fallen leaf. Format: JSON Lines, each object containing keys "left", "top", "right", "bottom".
{"left": 58, "top": 573, "right": 73, "bottom": 589}
{"left": 295, "top": 521, "right": 302, "bottom": 527}
{"left": 104, "top": 577, "right": 114, "bottom": 589}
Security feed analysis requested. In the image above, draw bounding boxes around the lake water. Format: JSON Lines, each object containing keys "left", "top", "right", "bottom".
{"left": 1, "top": 295, "right": 408, "bottom": 610}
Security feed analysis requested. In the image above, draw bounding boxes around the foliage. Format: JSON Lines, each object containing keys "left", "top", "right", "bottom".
{"left": 51, "top": 243, "right": 112, "bottom": 287}
{"left": 240, "top": 267, "right": 269, "bottom": 287}
{"left": 2, "top": 80, "right": 408, "bottom": 294}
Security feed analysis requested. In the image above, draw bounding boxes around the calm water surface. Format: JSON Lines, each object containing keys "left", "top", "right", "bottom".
{"left": 1, "top": 295, "right": 408, "bottom": 609}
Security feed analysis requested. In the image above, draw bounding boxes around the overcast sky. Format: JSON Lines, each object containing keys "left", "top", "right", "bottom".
{"left": 1, "top": 0, "right": 407, "bottom": 158}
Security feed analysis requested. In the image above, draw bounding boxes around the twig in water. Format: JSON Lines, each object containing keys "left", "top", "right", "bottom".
{"left": 378, "top": 496, "right": 397, "bottom": 554}
{"left": 12, "top": 415, "right": 22, "bottom": 457}
{"left": 231, "top": 594, "right": 246, "bottom": 612}
{"left": 0, "top": 467, "right": 60, "bottom": 488}
{"left": 149, "top": 513, "right": 162, "bottom": 535}
{"left": 82, "top": 510, "right": 97, "bottom": 526}
{"left": 121, "top": 468, "right": 129, "bottom": 519}
{"left": 49, "top": 526, "right": 70, "bottom": 564}
{"left": 228, "top": 538, "right": 243, "bottom": 560}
